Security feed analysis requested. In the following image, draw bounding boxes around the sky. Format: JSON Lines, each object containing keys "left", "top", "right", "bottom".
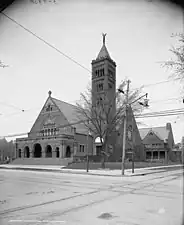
{"left": 0, "top": 0, "right": 183, "bottom": 143}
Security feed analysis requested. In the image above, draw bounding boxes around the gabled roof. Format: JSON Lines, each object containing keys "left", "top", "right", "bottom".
{"left": 52, "top": 97, "right": 88, "bottom": 135}
{"left": 96, "top": 44, "right": 111, "bottom": 60}
{"left": 139, "top": 126, "right": 169, "bottom": 142}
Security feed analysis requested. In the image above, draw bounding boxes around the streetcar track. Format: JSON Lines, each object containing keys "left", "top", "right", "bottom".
{"left": 35, "top": 178, "right": 173, "bottom": 220}
{"left": 0, "top": 190, "right": 100, "bottom": 216}
{"left": 0, "top": 169, "right": 182, "bottom": 218}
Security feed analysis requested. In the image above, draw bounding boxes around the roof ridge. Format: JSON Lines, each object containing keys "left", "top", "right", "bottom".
{"left": 140, "top": 126, "right": 166, "bottom": 129}
{"left": 52, "top": 97, "right": 77, "bottom": 108}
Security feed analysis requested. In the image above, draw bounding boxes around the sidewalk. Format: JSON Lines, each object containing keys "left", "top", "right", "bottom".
{"left": 0, "top": 164, "right": 182, "bottom": 177}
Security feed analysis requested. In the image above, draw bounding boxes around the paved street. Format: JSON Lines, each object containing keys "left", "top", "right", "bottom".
{"left": 0, "top": 168, "right": 183, "bottom": 225}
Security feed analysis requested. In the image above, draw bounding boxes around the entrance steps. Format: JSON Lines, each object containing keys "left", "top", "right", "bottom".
{"left": 10, "top": 158, "right": 73, "bottom": 166}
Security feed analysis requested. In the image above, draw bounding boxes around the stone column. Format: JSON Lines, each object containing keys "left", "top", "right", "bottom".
{"left": 62, "top": 142, "right": 65, "bottom": 158}
{"left": 42, "top": 145, "right": 46, "bottom": 158}
{"left": 151, "top": 151, "right": 153, "bottom": 161}
{"left": 74, "top": 144, "right": 77, "bottom": 156}
{"left": 52, "top": 146, "right": 56, "bottom": 158}
{"left": 93, "top": 143, "right": 96, "bottom": 155}
{"left": 165, "top": 151, "right": 168, "bottom": 164}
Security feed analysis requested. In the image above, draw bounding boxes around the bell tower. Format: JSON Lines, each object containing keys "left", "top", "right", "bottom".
{"left": 91, "top": 34, "right": 116, "bottom": 116}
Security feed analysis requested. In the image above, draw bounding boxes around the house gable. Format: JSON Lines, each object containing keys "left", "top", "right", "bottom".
{"left": 143, "top": 130, "right": 164, "bottom": 145}
{"left": 29, "top": 96, "right": 71, "bottom": 138}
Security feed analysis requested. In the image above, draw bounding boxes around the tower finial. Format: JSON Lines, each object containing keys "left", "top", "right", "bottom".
{"left": 48, "top": 90, "right": 52, "bottom": 97}
{"left": 102, "top": 33, "right": 107, "bottom": 45}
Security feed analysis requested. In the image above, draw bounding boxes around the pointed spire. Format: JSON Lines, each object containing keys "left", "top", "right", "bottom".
{"left": 48, "top": 90, "right": 52, "bottom": 97}
{"left": 96, "top": 33, "right": 111, "bottom": 60}
{"left": 102, "top": 33, "right": 107, "bottom": 45}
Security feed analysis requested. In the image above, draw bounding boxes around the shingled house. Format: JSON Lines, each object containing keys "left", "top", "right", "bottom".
{"left": 139, "top": 123, "right": 175, "bottom": 161}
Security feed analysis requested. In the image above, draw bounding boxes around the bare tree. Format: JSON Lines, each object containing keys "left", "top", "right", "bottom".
{"left": 76, "top": 80, "right": 143, "bottom": 168}
{"left": 164, "top": 33, "right": 184, "bottom": 85}
{"left": 30, "top": 0, "right": 57, "bottom": 3}
{"left": 0, "top": 61, "right": 8, "bottom": 68}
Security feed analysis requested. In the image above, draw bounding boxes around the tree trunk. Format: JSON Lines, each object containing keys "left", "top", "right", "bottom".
{"left": 101, "top": 154, "right": 106, "bottom": 169}
{"left": 101, "top": 142, "right": 107, "bottom": 169}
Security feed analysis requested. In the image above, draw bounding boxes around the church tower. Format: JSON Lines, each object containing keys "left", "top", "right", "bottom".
{"left": 91, "top": 34, "right": 116, "bottom": 116}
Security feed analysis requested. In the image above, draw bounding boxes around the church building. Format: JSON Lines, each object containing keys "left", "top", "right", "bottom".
{"left": 15, "top": 35, "right": 144, "bottom": 165}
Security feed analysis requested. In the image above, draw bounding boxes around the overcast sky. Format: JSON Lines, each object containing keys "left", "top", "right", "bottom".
{"left": 0, "top": 0, "right": 183, "bottom": 143}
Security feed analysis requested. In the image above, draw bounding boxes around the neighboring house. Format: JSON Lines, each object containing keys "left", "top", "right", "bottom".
{"left": 0, "top": 138, "right": 15, "bottom": 162}
{"left": 170, "top": 138, "right": 184, "bottom": 163}
{"left": 139, "top": 123, "right": 175, "bottom": 161}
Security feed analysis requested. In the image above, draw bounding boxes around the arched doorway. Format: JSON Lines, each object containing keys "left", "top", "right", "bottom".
{"left": 45, "top": 145, "right": 52, "bottom": 158}
{"left": 56, "top": 147, "right": 59, "bottom": 158}
{"left": 66, "top": 146, "right": 71, "bottom": 158}
{"left": 24, "top": 146, "right": 30, "bottom": 158}
{"left": 95, "top": 137, "right": 103, "bottom": 156}
{"left": 18, "top": 149, "right": 21, "bottom": 158}
{"left": 33, "top": 143, "right": 42, "bottom": 158}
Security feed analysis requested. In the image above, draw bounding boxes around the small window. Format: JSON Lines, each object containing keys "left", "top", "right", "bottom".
{"left": 97, "top": 83, "right": 103, "bottom": 92}
{"left": 79, "top": 145, "right": 85, "bottom": 153}
{"left": 102, "top": 68, "right": 104, "bottom": 76}
{"left": 108, "top": 83, "right": 112, "bottom": 89}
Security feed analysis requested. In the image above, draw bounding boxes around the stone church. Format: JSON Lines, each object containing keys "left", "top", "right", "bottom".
{"left": 15, "top": 36, "right": 144, "bottom": 164}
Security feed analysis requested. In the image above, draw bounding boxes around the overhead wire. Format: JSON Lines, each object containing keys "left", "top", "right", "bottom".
{"left": 0, "top": 11, "right": 184, "bottom": 138}
{"left": 1, "top": 11, "right": 182, "bottom": 92}
{"left": 1, "top": 107, "right": 184, "bottom": 138}
{"left": 1, "top": 12, "right": 92, "bottom": 74}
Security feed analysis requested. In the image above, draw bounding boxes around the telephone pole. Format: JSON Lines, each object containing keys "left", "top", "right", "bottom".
{"left": 121, "top": 80, "right": 130, "bottom": 176}
{"left": 118, "top": 81, "right": 149, "bottom": 176}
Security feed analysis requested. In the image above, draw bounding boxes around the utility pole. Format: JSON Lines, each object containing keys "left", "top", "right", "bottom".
{"left": 86, "top": 132, "right": 89, "bottom": 172}
{"left": 132, "top": 117, "right": 135, "bottom": 174}
{"left": 86, "top": 120, "right": 90, "bottom": 172}
{"left": 118, "top": 82, "right": 149, "bottom": 176}
{"left": 121, "top": 80, "right": 130, "bottom": 176}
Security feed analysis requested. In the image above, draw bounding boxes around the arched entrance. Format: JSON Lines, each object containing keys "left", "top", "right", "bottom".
{"left": 18, "top": 149, "right": 21, "bottom": 158}
{"left": 66, "top": 146, "right": 71, "bottom": 158}
{"left": 95, "top": 137, "right": 103, "bottom": 156}
{"left": 56, "top": 147, "right": 59, "bottom": 158}
{"left": 24, "top": 146, "right": 30, "bottom": 158}
{"left": 33, "top": 143, "right": 42, "bottom": 158}
{"left": 45, "top": 145, "right": 52, "bottom": 158}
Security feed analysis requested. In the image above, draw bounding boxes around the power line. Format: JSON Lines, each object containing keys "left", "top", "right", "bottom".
{"left": 1, "top": 107, "right": 184, "bottom": 138}
{"left": 1, "top": 12, "right": 92, "bottom": 74}
{"left": 136, "top": 112, "right": 184, "bottom": 118}
{"left": 142, "top": 78, "right": 181, "bottom": 88}
{"left": 135, "top": 108, "right": 184, "bottom": 117}
{"left": 150, "top": 97, "right": 181, "bottom": 103}
{"left": 0, "top": 101, "right": 25, "bottom": 111}
{"left": 2, "top": 11, "right": 182, "bottom": 92}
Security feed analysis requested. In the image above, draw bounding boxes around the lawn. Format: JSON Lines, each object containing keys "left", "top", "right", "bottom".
{"left": 63, "top": 161, "right": 181, "bottom": 170}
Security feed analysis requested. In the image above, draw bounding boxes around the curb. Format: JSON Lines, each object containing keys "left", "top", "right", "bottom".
{"left": 0, "top": 166, "right": 173, "bottom": 177}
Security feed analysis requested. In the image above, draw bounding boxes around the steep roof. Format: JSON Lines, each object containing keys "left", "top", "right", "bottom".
{"left": 139, "top": 126, "right": 169, "bottom": 141}
{"left": 96, "top": 44, "right": 111, "bottom": 60}
{"left": 52, "top": 98, "right": 88, "bottom": 135}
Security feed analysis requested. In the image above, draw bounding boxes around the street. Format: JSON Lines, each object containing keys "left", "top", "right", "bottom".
{"left": 0, "top": 168, "right": 183, "bottom": 225}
